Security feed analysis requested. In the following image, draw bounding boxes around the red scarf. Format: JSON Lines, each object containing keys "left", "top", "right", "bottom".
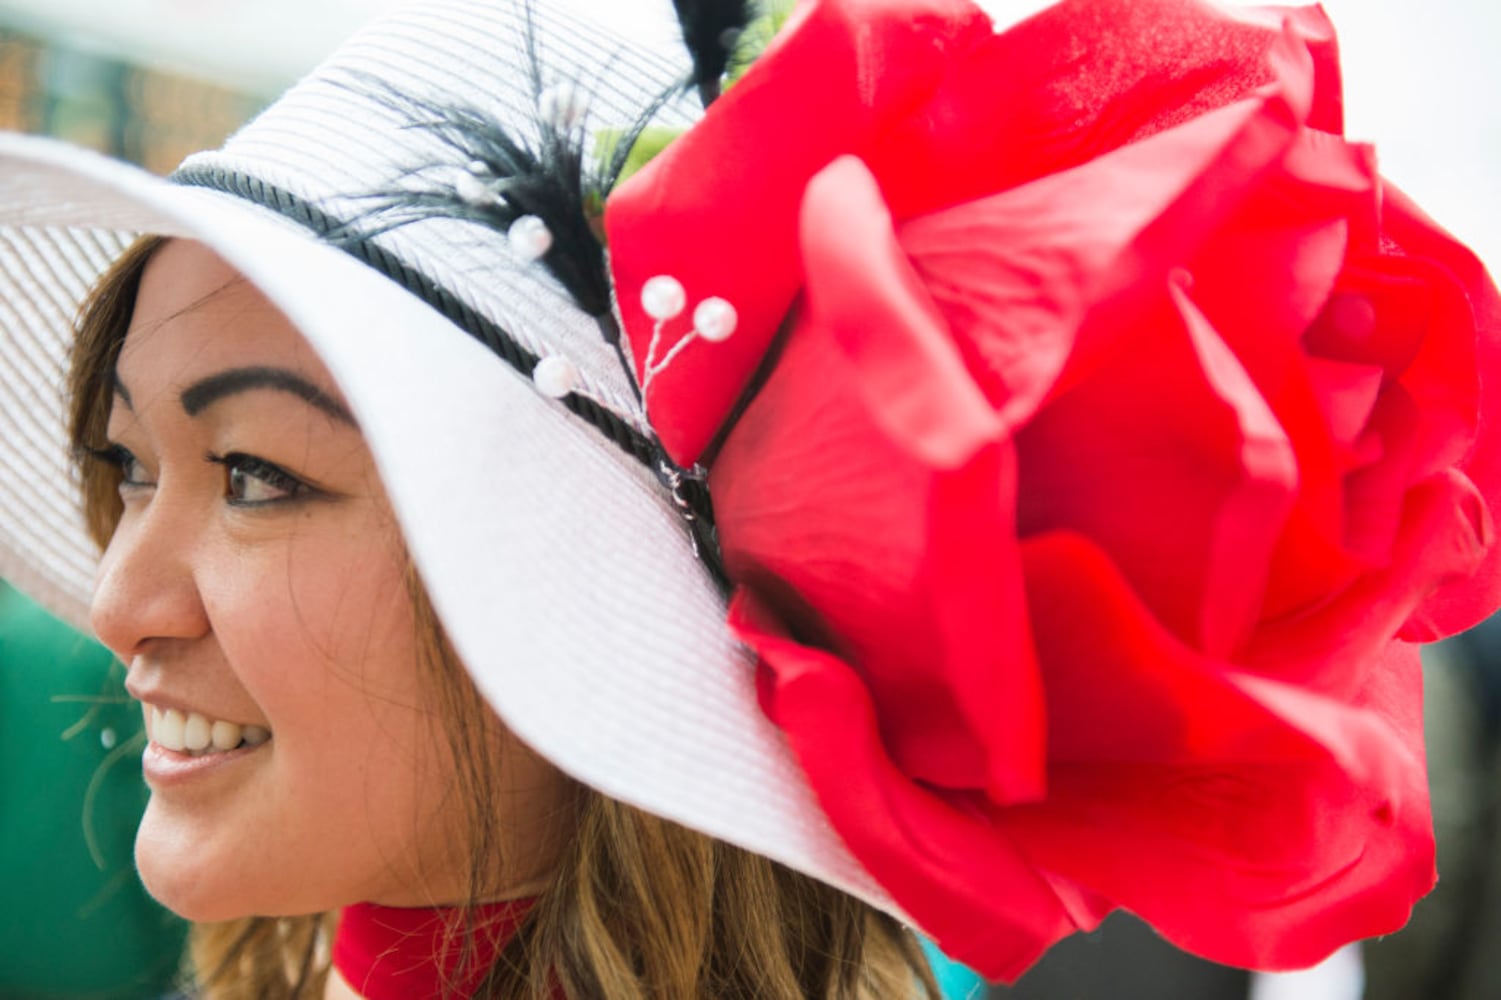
{"left": 332, "top": 899, "right": 532, "bottom": 1000}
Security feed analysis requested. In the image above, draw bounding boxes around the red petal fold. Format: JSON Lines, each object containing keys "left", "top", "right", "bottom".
{"left": 732, "top": 588, "right": 1077, "bottom": 981}
{"left": 1248, "top": 467, "right": 1492, "bottom": 682}
{"left": 1009, "top": 532, "right": 1433, "bottom": 969}
{"left": 711, "top": 254, "right": 1047, "bottom": 799}
{"left": 800, "top": 156, "right": 1002, "bottom": 469}
{"left": 874, "top": 0, "right": 1341, "bottom": 217}
{"left": 1382, "top": 184, "right": 1501, "bottom": 637}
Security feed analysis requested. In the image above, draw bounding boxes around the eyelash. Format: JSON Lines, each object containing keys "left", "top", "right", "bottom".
{"left": 85, "top": 445, "right": 313, "bottom": 507}
{"left": 86, "top": 444, "right": 151, "bottom": 487}
{"left": 206, "top": 452, "right": 312, "bottom": 507}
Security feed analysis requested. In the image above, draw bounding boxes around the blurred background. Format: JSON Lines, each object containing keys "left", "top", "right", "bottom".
{"left": 0, "top": 1, "right": 1496, "bottom": 998}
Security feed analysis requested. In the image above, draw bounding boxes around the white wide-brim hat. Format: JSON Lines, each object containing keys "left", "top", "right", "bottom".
{"left": 0, "top": 0, "right": 897, "bottom": 921}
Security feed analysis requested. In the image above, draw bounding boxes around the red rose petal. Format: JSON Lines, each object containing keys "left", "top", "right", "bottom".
{"left": 1009, "top": 272, "right": 1296, "bottom": 658}
{"left": 1173, "top": 284, "right": 1300, "bottom": 658}
{"left": 1186, "top": 126, "right": 1375, "bottom": 389}
{"left": 898, "top": 83, "right": 1316, "bottom": 428}
{"left": 1302, "top": 357, "right": 1384, "bottom": 450}
{"left": 1341, "top": 388, "right": 1421, "bottom": 564}
{"left": 1009, "top": 532, "right": 1432, "bottom": 970}
{"left": 875, "top": 0, "right": 1341, "bottom": 218}
{"left": 799, "top": 156, "right": 1002, "bottom": 469}
{"left": 1380, "top": 182, "right": 1501, "bottom": 636}
{"left": 731, "top": 588, "right": 1081, "bottom": 981}
{"left": 1313, "top": 251, "right": 1478, "bottom": 480}
{"left": 1248, "top": 467, "right": 1492, "bottom": 683}
{"left": 711, "top": 286, "right": 1046, "bottom": 801}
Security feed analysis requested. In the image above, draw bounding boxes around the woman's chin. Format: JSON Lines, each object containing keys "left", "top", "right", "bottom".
{"left": 136, "top": 866, "right": 240, "bottom": 923}
{"left": 134, "top": 807, "right": 278, "bottom": 922}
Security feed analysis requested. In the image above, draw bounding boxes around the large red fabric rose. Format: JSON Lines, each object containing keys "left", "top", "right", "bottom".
{"left": 606, "top": 0, "right": 1501, "bottom": 983}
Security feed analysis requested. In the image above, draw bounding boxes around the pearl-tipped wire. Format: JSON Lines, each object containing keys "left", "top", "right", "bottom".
{"left": 639, "top": 275, "right": 685, "bottom": 395}
{"left": 643, "top": 327, "right": 701, "bottom": 394}
{"left": 638, "top": 279, "right": 739, "bottom": 397}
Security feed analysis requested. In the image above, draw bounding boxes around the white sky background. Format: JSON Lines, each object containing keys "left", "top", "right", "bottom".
{"left": 1, "top": 0, "right": 1496, "bottom": 268}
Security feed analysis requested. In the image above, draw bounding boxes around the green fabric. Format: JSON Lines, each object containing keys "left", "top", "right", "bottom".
{"left": 0, "top": 581, "right": 186, "bottom": 999}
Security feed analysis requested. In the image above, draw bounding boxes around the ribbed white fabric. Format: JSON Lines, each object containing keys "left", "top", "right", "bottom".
{"left": 181, "top": 0, "right": 692, "bottom": 434}
{"left": 0, "top": 0, "right": 899, "bottom": 929}
{"left": 0, "top": 223, "right": 131, "bottom": 623}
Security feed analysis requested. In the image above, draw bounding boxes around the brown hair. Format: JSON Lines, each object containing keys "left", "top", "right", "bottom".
{"left": 69, "top": 236, "right": 941, "bottom": 1000}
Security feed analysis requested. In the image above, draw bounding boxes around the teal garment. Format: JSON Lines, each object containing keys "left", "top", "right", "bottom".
{"left": 922, "top": 937, "right": 987, "bottom": 1000}
{"left": 0, "top": 581, "right": 186, "bottom": 999}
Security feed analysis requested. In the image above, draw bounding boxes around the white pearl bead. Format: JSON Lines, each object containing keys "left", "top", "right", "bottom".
{"left": 454, "top": 172, "right": 499, "bottom": 209}
{"left": 539, "top": 82, "right": 587, "bottom": 131}
{"left": 692, "top": 297, "right": 738, "bottom": 342}
{"left": 532, "top": 355, "right": 578, "bottom": 398}
{"left": 641, "top": 275, "right": 686, "bottom": 321}
{"left": 508, "top": 215, "right": 553, "bottom": 262}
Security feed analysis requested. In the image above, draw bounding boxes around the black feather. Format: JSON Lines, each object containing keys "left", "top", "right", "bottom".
{"left": 331, "top": 79, "right": 600, "bottom": 319}
{"left": 326, "top": 9, "right": 671, "bottom": 329}
{"left": 672, "top": 0, "right": 757, "bottom": 106}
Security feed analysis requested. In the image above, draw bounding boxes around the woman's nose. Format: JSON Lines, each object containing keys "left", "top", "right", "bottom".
{"left": 90, "top": 499, "right": 210, "bottom": 662}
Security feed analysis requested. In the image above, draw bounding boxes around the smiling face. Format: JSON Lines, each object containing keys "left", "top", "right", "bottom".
{"left": 89, "top": 239, "right": 559, "bottom": 920}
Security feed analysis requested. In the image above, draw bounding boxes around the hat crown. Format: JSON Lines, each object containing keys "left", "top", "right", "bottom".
{"left": 176, "top": 0, "right": 690, "bottom": 442}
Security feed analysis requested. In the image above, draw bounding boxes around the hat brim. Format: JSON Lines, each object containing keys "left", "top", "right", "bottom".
{"left": 0, "top": 132, "right": 897, "bottom": 920}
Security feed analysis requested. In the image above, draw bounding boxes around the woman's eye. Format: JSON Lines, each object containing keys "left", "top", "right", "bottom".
{"left": 90, "top": 444, "right": 152, "bottom": 489}
{"left": 208, "top": 453, "right": 310, "bottom": 506}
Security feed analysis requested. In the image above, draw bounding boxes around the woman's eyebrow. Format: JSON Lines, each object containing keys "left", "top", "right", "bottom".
{"left": 178, "top": 366, "right": 356, "bottom": 425}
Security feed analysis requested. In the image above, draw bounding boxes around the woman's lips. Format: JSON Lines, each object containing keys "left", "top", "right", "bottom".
{"left": 141, "top": 738, "right": 267, "bottom": 787}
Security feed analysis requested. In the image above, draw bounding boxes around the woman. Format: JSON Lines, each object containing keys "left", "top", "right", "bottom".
{"left": 72, "top": 232, "right": 928, "bottom": 997}
{"left": 2, "top": 0, "right": 1498, "bottom": 996}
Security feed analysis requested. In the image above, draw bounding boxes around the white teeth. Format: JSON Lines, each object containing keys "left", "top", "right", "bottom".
{"left": 210, "top": 720, "right": 243, "bottom": 751}
{"left": 184, "top": 712, "right": 212, "bottom": 752}
{"left": 144, "top": 705, "right": 268, "bottom": 755}
{"left": 157, "top": 708, "right": 187, "bottom": 752}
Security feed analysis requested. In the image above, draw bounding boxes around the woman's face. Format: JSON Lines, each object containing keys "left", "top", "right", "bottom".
{"left": 92, "top": 239, "right": 559, "bottom": 920}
